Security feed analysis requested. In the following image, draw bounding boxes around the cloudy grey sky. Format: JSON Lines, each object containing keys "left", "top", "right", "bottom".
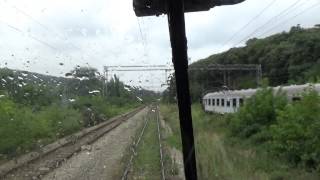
{"left": 0, "top": 0, "right": 319, "bottom": 91}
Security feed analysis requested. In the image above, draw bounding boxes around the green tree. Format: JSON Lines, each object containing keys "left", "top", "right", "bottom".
{"left": 66, "top": 66, "right": 104, "bottom": 96}
{"left": 270, "top": 90, "right": 320, "bottom": 169}
{"left": 229, "top": 88, "right": 287, "bottom": 142}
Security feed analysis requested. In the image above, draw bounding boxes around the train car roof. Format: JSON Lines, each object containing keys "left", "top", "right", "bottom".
{"left": 203, "top": 83, "right": 320, "bottom": 99}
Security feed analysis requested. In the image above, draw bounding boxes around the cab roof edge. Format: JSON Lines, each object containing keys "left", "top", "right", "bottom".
{"left": 133, "top": 0, "right": 246, "bottom": 17}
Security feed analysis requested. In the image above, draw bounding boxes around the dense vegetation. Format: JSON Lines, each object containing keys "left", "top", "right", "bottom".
{"left": 229, "top": 88, "right": 320, "bottom": 171}
{"left": 163, "top": 25, "right": 320, "bottom": 102}
{"left": 161, "top": 24, "right": 320, "bottom": 178}
{"left": 0, "top": 67, "right": 158, "bottom": 158}
{"left": 161, "top": 104, "right": 319, "bottom": 179}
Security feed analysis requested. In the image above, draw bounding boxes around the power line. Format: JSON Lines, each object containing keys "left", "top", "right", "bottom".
{"left": 7, "top": 4, "right": 82, "bottom": 51}
{"left": 5, "top": 3, "right": 102, "bottom": 64}
{"left": 220, "top": 0, "right": 277, "bottom": 49}
{"left": 232, "top": 0, "right": 305, "bottom": 47}
{"left": 0, "top": 19, "right": 84, "bottom": 70}
{"left": 12, "top": 5, "right": 52, "bottom": 32}
{"left": 136, "top": 17, "right": 146, "bottom": 46}
{"left": 0, "top": 20, "right": 59, "bottom": 51}
{"left": 0, "top": 3, "right": 78, "bottom": 66}
{"left": 136, "top": 17, "right": 150, "bottom": 60}
{"left": 259, "top": 1, "right": 320, "bottom": 37}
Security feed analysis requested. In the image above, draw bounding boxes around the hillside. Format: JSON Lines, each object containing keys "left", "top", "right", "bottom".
{"left": 183, "top": 25, "right": 320, "bottom": 101}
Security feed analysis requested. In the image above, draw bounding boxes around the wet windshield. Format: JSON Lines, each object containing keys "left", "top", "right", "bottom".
{"left": 0, "top": 0, "right": 320, "bottom": 179}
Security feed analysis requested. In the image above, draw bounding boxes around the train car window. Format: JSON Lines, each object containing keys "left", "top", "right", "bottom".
{"left": 233, "top": 98, "right": 237, "bottom": 107}
{"left": 226, "top": 100, "right": 230, "bottom": 107}
{"left": 292, "top": 97, "right": 301, "bottom": 102}
{"left": 239, "top": 98, "right": 244, "bottom": 106}
{"left": 221, "top": 99, "right": 225, "bottom": 107}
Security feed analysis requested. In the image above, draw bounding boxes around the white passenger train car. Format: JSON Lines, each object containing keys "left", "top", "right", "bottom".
{"left": 202, "top": 83, "right": 320, "bottom": 114}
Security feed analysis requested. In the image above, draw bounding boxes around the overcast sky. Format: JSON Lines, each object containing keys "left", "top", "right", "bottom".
{"left": 0, "top": 0, "right": 319, "bottom": 91}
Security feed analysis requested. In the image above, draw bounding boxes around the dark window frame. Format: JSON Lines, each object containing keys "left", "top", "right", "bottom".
{"left": 292, "top": 97, "right": 301, "bottom": 102}
{"left": 232, "top": 98, "right": 237, "bottom": 107}
{"left": 239, "top": 98, "right": 244, "bottom": 106}
{"left": 226, "top": 100, "right": 230, "bottom": 107}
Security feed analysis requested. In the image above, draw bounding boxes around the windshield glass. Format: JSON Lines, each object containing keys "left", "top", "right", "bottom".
{"left": 1, "top": 0, "right": 320, "bottom": 179}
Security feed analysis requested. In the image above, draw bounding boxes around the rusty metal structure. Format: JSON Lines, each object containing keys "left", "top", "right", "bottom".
{"left": 132, "top": 1, "right": 246, "bottom": 179}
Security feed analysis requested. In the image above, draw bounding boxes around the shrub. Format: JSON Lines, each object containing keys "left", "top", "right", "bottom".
{"left": 36, "top": 105, "right": 82, "bottom": 138}
{"left": 270, "top": 90, "right": 320, "bottom": 169}
{"left": 229, "top": 88, "right": 287, "bottom": 140}
{"left": 0, "top": 99, "right": 82, "bottom": 156}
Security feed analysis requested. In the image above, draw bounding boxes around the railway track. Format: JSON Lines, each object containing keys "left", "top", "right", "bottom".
{"left": 0, "top": 106, "right": 146, "bottom": 180}
{"left": 156, "top": 105, "right": 166, "bottom": 180}
{"left": 121, "top": 104, "right": 165, "bottom": 180}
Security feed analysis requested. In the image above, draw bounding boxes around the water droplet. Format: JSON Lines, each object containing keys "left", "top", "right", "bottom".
{"left": 136, "top": 96, "right": 143, "bottom": 102}
{"left": 88, "top": 90, "right": 100, "bottom": 94}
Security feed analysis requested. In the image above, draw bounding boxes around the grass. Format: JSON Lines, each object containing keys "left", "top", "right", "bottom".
{"left": 160, "top": 103, "right": 320, "bottom": 180}
{"left": 159, "top": 104, "right": 182, "bottom": 151}
{"left": 129, "top": 108, "right": 161, "bottom": 180}
{"left": 159, "top": 104, "right": 182, "bottom": 178}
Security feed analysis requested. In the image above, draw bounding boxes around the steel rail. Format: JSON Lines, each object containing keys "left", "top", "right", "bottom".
{"left": 121, "top": 107, "right": 151, "bottom": 180}
{"left": 156, "top": 105, "right": 165, "bottom": 180}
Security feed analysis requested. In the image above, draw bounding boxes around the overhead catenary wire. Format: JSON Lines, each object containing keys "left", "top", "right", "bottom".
{"left": 0, "top": 20, "right": 59, "bottom": 51}
{"left": 7, "top": 3, "right": 81, "bottom": 51}
{"left": 220, "top": 0, "right": 277, "bottom": 49}
{"left": 232, "top": 0, "right": 305, "bottom": 47}
{"left": 0, "top": 6, "right": 113, "bottom": 77}
{"left": 0, "top": 8, "right": 73, "bottom": 64}
{"left": 0, "top": 19, "right": 86, "bottom": 72}
{"left": 8, "top": 4, "right": 102, "bottom": 62}
{"left": 11, "top": 5, "right": 52, "bottom": 32}
{"left": 1, "top": 1, "right": 107, "bottom": 68}
{"left": 137, "top": 17, "right": 146, "bottom": 47}
{"left": 259, "top": 1, "right": 320, "bottom": 37}
{"left": 136, "top": 17, "right": 150, "bottom": 60}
